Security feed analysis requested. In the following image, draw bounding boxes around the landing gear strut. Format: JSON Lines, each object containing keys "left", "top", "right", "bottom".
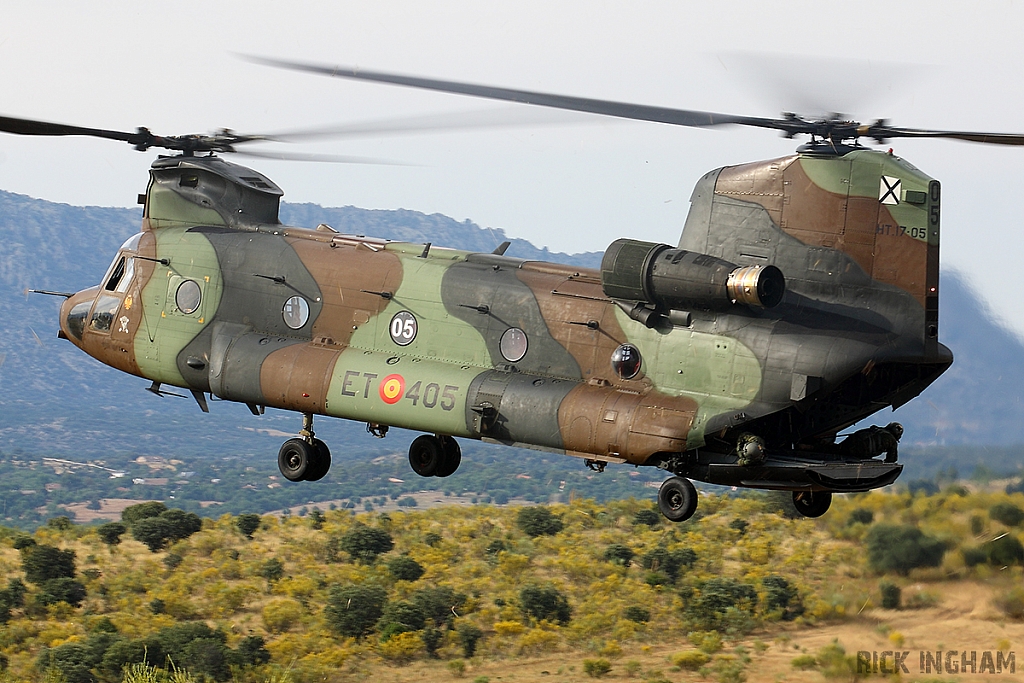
{"left": 277, "top": 413, "right": 332, "bottom": 482}
{"left": 408, "top": 434, "right": 462, "bottom": 478}
{"left": 657, "top": 476, "right": 698, "bottom": 522}
{"left": 792, "top": 490, "right": 832, "bottom": 518}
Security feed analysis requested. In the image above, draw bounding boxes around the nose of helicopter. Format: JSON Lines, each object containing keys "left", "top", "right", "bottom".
{"left": 59, "top": 288, "right": 98, "bottom": 344}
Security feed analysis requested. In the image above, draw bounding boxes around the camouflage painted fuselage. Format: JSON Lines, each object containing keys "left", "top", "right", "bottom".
{"left": 59, "top": 148, "right": 951, "bottom": 489}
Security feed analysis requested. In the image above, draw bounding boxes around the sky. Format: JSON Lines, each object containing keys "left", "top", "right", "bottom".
{"left": 2, "top": 0, "right": 1024, "bottom": 336}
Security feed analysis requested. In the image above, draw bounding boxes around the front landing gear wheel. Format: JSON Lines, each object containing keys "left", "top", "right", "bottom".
{"left": 658, "top": 476, "right": 698, "bottom": 522}
{"left": 409, "top": 435, "right": 444, "bottom": 477}
{"left": 278, "top": 438, "right": 314, "bottom": 482}
{"left": 793, "top": 490, "right": 832, "bottom": 518}
{"left": 435, "top": 436, "right": 462, "bottom": 478}
{"left": 305, "top": 439, "right": 332, "bottom": 482}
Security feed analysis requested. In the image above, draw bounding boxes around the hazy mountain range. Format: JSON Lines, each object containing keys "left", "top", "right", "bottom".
{"left": 1, "top": 188, "right": 1022, "bottom": 476}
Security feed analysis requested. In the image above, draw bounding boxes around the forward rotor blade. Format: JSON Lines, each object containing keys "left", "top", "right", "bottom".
{"left": 245, "top": 55, "right": 784, "bottom": 131}
{"left": 0, "top": 114, "right": 143, "bottom": 145}
{"left": 869, "top": 125, "right": 1024, "bottom": 146}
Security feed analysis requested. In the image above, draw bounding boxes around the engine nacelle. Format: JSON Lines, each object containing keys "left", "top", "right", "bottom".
{"left": 601, "top": 239, "right": 785, "bottom": 311}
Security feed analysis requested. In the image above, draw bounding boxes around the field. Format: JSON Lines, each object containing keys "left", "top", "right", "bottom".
{"left": 2, "top": 488, "right": 1024, "bottom": 683}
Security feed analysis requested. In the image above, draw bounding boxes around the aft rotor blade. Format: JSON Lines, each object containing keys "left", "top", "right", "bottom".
{"left": 868, "top": 124, "right": 1024, "bottom": 146}
{"left": 233, "top": 149, "right": 408, "bottom": 165}
{"left": 245, "top": 56, "right": 784, "bottom": 131}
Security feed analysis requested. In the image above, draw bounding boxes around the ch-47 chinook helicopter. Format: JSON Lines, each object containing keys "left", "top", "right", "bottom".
{"left": 9, "top": 58, "right": 1024, "bottom": 522}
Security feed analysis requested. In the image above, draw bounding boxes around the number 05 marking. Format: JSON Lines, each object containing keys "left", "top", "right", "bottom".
{"left": 389, "top": 310, "right": 418, "bottom": 346}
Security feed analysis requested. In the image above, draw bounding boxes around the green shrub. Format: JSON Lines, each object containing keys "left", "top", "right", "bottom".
{"left": 990, "top": 502, "right": 1024, "bottom": 527}
{"left": 583, "top": 658, "right": 612, "bottom": 677}
{"left": 847, "top": 508, "right": 874, "bottom": 526}
{"left": 340, "top": 524, "right": 394, "bottom": 563}
{"left": 35, "top": 578, "right": 86, "bottom": 608}
{"left": 865, "top": 524, "right": 945, "bottom": 575}
{"left": 996, "top": 586, "right": 1024, "bottom": 619}
{"left": 457, "top": 623, "right": 483, "bottom": 657}
{"left": 791, "top": 654, "right": 817, "bottom": 669}
{"left": 686, "top": 579, "right": 757, "bottom": 632}
{"left": 325, "top": 585, "right": 387, "bottom": 638}
{"left": 672, "top": 650, "right": 710, "bottom": 670}
{"left": 236, "top": 514, "right": 261, "bottom": 539}
{"left": 762, "top": 575, "right": 803, "bottom": 620}
{"left": 411, "top": 586, "right": 465, "bottom": 628}
{"left": 640, "top": 547, "right": 697, "bottom": 582}
{"left": 632, "top": 509, "right": 661, "bottom": 527}
{"left": 880, "top": 581, "right": 901, "bottom": 609}
{"left": 96, "top": 522, "right": 126, "bottom": 547}
{"left": 623, "top": 605, "right": 650, "bottom": 623}
{"left": 517, "top": 507, "right": 564, "bottom": 537}
{"left": 22, "top": 544, "right": 76, "bottom": 584}
{"left": 376, "top": 600, "right": 426, "bottom": 640}
{"left": 121, "top": 502, "right": 167, "bottom": 526}
{"left": 603, "top": 544, "right": 634, "bottom": 567}
{"left": 387, "top": 556, "right": 425, "bottom": 582}
{"left": 987, "top": 535, "right": 1024, "bottom": 566}
{"left": 963, "top": 546, "right": 988, "bottom": 567}
{"left": 520, "top": 584, "right": 571, "bottom": 624}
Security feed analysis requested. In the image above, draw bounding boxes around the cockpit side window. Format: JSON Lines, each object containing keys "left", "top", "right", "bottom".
{"left": 105, "top": 256, "right": 127, "bottom": 291}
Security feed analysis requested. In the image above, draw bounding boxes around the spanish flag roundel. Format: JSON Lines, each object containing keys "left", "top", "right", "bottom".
{"left": 379, "top": 374, "right": 405, "bottom": 404}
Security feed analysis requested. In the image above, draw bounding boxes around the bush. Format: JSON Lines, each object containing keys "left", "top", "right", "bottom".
{"left": 520, "top": 584, "right": 571, "bottom": 624}
{"left": 236, "top": 514, "right": 261, "bottom": 539}
{"left": 259, "top": 558, "right": 285, "bottom": 583}
{"left": 583, "top": 658, "right": 612, "bottom": 677}
{"left": 686, "top": 578, "right": 757, "bottom": 632}
{"left": 632, "top": 509, "right": 661, "bottom": 527}
{"left": 340, "top": 524, "right": 395, "bottom": 563}
{"left": 131, "top": 518, "right": 175, "bottom": 552}
{"left": 181, "top": 638, "right": 232, "bottom": 681}
{"left": 517, "top": 507, "right": 564, "bottom": 537}
{"left": 996, "top": 586, "right": 1024, "bottom": 619}
{"left": 262, "top": 598, "right": 304, "bottom": 633}
{"left": 35, "top": 578, "right": 87, "bottom": 607}
{"left": 672, "top": 650, "right": 710, "bottom": 670}
{"left": 791, "top": 654, "right": 817, "bottom": 670}
{"left": 990, "top": 502, "right": 1024, "bottom": 527}
{"left": 987, "top": 535, "right": 1024, "bottom": 566}
{"left": 377, "top": 600, "right": 426, "bottom": 640}
{"left": 865, "top": 524, "right": 946, "bottom": 575}
{"left": 121, "top": 502, "right": 167, "bottom": 526}
{"left": 325, "top": 585, "right": 387, "bottom": 638}
{"left": 603, "top": 544, "right": 634, "bottom": 567}
{"left": 848, "top": 508, "right": 874, "bottom": 526}
{"left": 159, "top": 509, "right": 203, "bottom": 541}
{"left": 236, "top": 635, "right": 271, "bottom": 666}
{"left": 387, "top": 556, "right": 425, "bottom": 582}
{"left": 38, "top": 643, "right": 96, "bottom": 683}
{"left": 963, "top": 546, "right": 988, "bottom": 567}
{"left": 762, "top": 575, "right": 803, "bottom": 620}
{"left": 411, "top": 586, "right": 465, "bottom": 628}
{"left": 22, "top": 544, "right": 76, "bottom": 584}
{"left": 729, "top": 518, "right": 749, "bottom": 535}
{"left": 457, "top": 623, "right": 483, "bottom": 657}
{"left": 623, "top": 605, "right": 650, "bottom": 623}
{"left": 96, "top": 522, "right": 126, "bottom": 547}
{"left": 879, "top": 581, "right": 901, "bottom": 609}
{"left": 640, "top": 547, "right": 697, "bottom": 582}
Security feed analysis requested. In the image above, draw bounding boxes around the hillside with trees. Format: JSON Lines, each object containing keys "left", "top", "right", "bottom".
{"left": 2, "top": 489, "right": 1024, "bottom": 682}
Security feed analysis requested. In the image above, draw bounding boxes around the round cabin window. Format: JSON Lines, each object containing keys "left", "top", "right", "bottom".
{"left": 175, "top": 280, "right": 202, "bottom": 314}
{"left": 611, "top": 343, "right": 642, "bottom": 379}
{"left": 282, "top": 296, "right": 310, "bottom": 329}
{"left": 500, "top": 327, "right": 529, "bottom": 363}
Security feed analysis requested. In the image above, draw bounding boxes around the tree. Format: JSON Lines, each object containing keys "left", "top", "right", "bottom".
{"left": 325, "top": 585, "right": 387, "bottom": 638}
{"left": 259, "top": 558, "right": 285, "bottom": 584}
{"left": 517, "top": 507, "right": 563, "bottom": 537}
{"left": 686, "top": 578, "right": 758, "bottom": 631}
{"left": 236, "top": 635, "right": 271, "bottom": 666}
{"left": 22, "top": 544, "right": 76, "bottom": 584}
{"left": 387, "top": 556, "right": 425, "bottom": 582}
{"left": 865, "top": 524, "right": 946, "bottom": 575}
{"left": 848, "top": 508, "right": 874, "bottom": 526}
{"left": 990, "top": 502, "right": 1024, "bottom": 527}
{"left": 121, "top": 501, "right": 167, "bottom": 526}
{"left": 456, "top": 622, "right": 483, "bottom": 657}
{"left": 632, "top": 509, "right": 661, "bottom": 527}
{"left": 640, "top": 546, "right": 696, "bottom": 582}
{"left": 603, "top": 544, "right": 634, "bottom": 567}
{"left": 131, "top": 517, "right": 175, "bottom": 552}
{"left": 987, "top": 535, "right": 1024, "bottom": 566}
{"left": 96, "top": 522, "right": 126, "bottom": 547}
{"left": 160, "top": 509, "right": 203, "bottom": 541}
{"left": 339, "top": 524, "right": 394, "bottom": 563}
{"left": 182, "top": 638, "right": 232, "bottom": 681}
{"left": 376, "top": 600, "right": 426, "bottom": 640}
{"left": 520, "top": 584, "right": 571, "bottom": 624}
{"left": 38, "top": 643, "right": 95, "bottom": 683}
{"left": 880, "top": 581, "right": 901, "bottom": 609}
{"left": 35, "top": 578, "right": 87, "bottom": 607}
{"left": 237, "top": 513, "right": 262, "bottom": 539}
{"left": 762, "top": 574, "right": 803, "bottom": 620}
{"left": 623, "top": 606, "right": 650, "bottom": 623}
{"left": 411, "top": 586, "right": 465, "bottom": 628}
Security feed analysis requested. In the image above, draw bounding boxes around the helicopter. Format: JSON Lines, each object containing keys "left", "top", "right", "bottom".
{"left": 9, "top": 58, "right": 1024, "bottom": 522}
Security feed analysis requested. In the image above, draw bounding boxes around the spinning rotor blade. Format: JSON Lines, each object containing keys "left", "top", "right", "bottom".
{"left": 250, "top": 55, "right": 1024, "bottom": 147}
{"left": 0, "top": 115, "right": 147, "bottom": 145}
{"left": 233, "top": 149, "right": 407, "bottom": 164}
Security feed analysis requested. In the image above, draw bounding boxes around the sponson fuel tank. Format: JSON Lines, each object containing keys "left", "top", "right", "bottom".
{"left": 600, "top": 238, "right": 785, "bottom": 311}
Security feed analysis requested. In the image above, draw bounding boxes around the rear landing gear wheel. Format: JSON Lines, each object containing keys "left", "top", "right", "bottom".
{"left": 278, "top": 438, "right": 314, "bottom": 482}
{"left": 793, "top": 490, "right": 832, "bottom": 518}
{"left": 409, "top": 435, "right": 444, "bottom": 477}
{"left": 305, "top": 438, "right": 332, "bottom": 482}
{"left": 658, "top": 476, "right": 698, "bottom": 522}
{"left": 435, "top": 436, "right": 462, "bottom": 478}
